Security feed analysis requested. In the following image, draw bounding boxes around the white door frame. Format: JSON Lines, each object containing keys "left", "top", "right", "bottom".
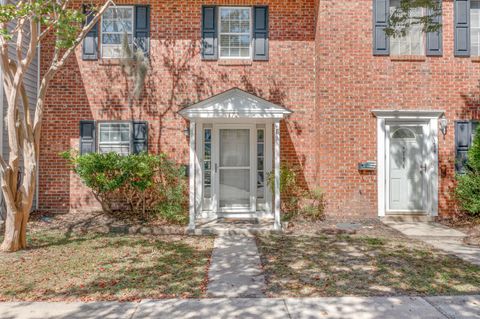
{"left": 373, "top": 110, "right": 443, "bottom": 217}
{"left": 193, "top": 120, "right": 275, "bottom": 221}
{"left": 385, "top": 121, "right": 429, "bottom": 213}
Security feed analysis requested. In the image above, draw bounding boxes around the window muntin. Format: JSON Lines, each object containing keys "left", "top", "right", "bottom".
{"left": 101, "top": 6, "right": 134, "bottom": 58}
{"left": 219, "top": 7, "right": 252, "bottom": 58}
{"left": 98, "top": 122, "right": 131, "bottom": 155}
{"left": 472, "top": 1, "right": 480, "bottom": 56}
{"left": 389, "top": 0, "right": 425, "bottom": 55}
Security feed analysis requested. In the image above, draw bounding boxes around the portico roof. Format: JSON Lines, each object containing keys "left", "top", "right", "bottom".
{"left": 178, "top": 88, "right": 293, "bottom": 120}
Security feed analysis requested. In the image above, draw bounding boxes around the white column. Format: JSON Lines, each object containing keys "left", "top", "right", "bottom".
{"left": 274, "top": 121, "right": 281, "bottom": 230}
{"left": 188, "top": 121, "right": 196, "bottom": 230}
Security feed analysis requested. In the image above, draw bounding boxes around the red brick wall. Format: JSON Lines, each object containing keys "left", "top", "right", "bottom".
{"left": 315, "top": 0, "right": 480, "bottom": 218}
{"left": 40, "top": 0, "right": 479, "bottom": 218}
{"left": 38, "top": 0, "right": 317, "bottom": 212}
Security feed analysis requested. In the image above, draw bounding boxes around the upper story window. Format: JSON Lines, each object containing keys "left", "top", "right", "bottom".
{"left": 389, "top": 0, "right": 425, "bottom": 55}
{"left": 219, "top": 7, "right": 252, "bottom": 59}
{"left": 101, "top": 6, "right": 134, "bottom": 58}
{"left": 472, "top": 0, "right": 480, "bottom": 56}
{"left": 82, "top": 5, "right": 150, "bottom": 61}
{"left": 201, "top": 6, "right": 268, "bottom": 61}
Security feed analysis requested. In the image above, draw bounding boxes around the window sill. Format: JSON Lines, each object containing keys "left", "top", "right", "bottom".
{"left": 390, "top": 55, "right": 426, "bottom": 62}
{"left": 471, "top": 57, "right": 480, "bottom": 63}
{"left": 218, "top": 59, "right": 253, "bottom": 66}
{"left": 99, "top": 58, "right": 125, "bottom": 66}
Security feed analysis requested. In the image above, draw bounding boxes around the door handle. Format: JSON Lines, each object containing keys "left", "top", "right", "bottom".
{"left": 420, "top": 163, "right": 427, "bottom": 173}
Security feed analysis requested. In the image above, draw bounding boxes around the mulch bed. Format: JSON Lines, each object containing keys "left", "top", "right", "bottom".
{"left": 27, "top": 210, "right": 188, "bottom": 236}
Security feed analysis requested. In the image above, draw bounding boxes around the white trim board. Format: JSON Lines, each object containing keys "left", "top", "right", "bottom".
{"left": 374, "top": 110, "right": 442, "bottom": 217}
{"left": 372, "top": 110, "right": 444, "bottom": 119}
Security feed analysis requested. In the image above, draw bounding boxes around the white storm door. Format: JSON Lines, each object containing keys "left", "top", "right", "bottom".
{"left": 388, "top": 125, "right": 427, "bottom": 212}
{"left": 213, "top": 126, "right": 255, "bottom": 213}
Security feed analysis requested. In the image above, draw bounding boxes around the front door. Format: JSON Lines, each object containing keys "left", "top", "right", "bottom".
{"left": 213, "top": 125, "right": 256, "bottom": 214}
{"left": 388, "top": 125, "right": 427, "bottom": 212}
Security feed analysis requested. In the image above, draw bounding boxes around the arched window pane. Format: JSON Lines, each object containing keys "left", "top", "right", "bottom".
{"left": 392, "top": 128, "right": 416, "bottom": 139}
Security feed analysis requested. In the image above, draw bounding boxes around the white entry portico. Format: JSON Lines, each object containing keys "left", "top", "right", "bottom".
{"left": 179, "top": 88, "right": 292, "bottom": 230}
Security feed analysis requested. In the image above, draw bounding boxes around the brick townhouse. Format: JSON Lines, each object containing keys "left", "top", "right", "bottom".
{"left": 34, "top": 0, "right": 480, "bottom": 229}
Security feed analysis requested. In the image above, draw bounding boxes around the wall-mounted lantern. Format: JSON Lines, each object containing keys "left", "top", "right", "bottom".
{"left": 439, "top": 115, "right": 448, "bottom": 138}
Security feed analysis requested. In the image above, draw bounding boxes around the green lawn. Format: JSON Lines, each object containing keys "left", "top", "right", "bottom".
{"left": 0, "top": 231, "right": 214, "bottom": 301}
{"left": 257, "top": 234, "right": 480, "bottom": 297}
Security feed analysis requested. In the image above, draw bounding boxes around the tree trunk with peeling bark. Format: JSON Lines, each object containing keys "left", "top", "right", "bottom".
{"left": 0, "top": 0, "right": 114, "bottom": 252}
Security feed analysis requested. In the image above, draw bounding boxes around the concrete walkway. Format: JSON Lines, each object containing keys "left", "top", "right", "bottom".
{"left": 1, "top": 295, "right": 479, "bottom": 319}
{"left": 384, "top": 221, "right": 480, "bottom": 266}
{"left": 206, "top": 235, "right": 265, "bottom": 297}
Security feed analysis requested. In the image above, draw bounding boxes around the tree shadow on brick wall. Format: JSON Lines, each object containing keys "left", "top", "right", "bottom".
{"left": 40, "top": 54, "right": 96, "bottom": 213}
{"left": 239, "top": 75, "right": 310, "bottom": 194}
{"left": 90, "top": 38, "right": 307, "bottom": 216}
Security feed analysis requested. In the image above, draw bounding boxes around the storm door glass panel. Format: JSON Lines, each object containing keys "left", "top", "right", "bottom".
{"left": 219, "top": 129, "right": 250, "bottom": 209}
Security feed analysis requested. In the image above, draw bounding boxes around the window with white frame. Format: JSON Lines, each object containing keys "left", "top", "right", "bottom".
{"left": 101, "top": 6, "right": 134, "bottom": 58}
{"left": 98, "top": 122, "right": 131, "bottom": 155}
{"left": 472, "top": 0, "right": 480, "bottom": 56}
{"left": 389, "top": 0, "right": 425, "bottom": 55}
{"left": 219, "top": 7, "right": 252, "bottom": 58}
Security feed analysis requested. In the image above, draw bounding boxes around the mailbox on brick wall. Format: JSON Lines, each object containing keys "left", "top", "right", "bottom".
{"left": 358, "top": 161, "right": 377, "bottom": 171}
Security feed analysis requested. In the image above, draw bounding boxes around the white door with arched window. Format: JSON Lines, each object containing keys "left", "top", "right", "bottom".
{"left": 374, "top": 111, "right": 441, "bottom": 217}
{"left": 387, "top": 125, "right": 427, "bottom": 212}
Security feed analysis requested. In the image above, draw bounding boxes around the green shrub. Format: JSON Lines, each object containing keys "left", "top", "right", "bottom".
{"left": 267, "top": 165, "right": 325, "bottom": 221}
{"left": 455, "top": 127, "right": 480, "bottom": 216}
{"left": 62, "top": 151, "right": 187, "bottom": 224}
{"left": 300, "top": 188, "right": 326, "bottom": 221}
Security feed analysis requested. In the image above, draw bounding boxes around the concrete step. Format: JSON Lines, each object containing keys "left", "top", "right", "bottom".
{"left": 187, "top": 227, "right": 280, "bottom": 236}
{"left": 381, "top": 214, "right": 436, "bottom": 222}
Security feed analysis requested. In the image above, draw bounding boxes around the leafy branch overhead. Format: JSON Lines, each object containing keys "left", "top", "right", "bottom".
{"left": 385, "top": 0, "right": 442, "bottom": 38}
{"left": 0, "top": 1, "right": 88, "bottom": 48}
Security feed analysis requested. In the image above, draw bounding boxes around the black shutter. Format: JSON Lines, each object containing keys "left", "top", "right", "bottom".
{"left": 82, "top": 6, "right": 99, "bottom": 61}
{"left": 454, "top": 0, "right": 471, "bottom": 57}
{"left": 426, "top": 0, "right": 442, "bottom": 56}
{"left": 80, "top": 121, "right": 96, "bottom": 155}
{"left": 373, "top": 0, "right": 390, "bottom": 55}
{"left": 455, "top": 121, "right": 478, "bottom": 173}
{"left": 202, "top": 6, "right": 218, "bottom": 60}
{"left": 134, "top": 5, "right": 150, "bottom": 56}
{"left": 253, "top": 6, "right": 269, "bottom": 61}
{"left": 132, "top": 121, "right": 148, "bottom": 154}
